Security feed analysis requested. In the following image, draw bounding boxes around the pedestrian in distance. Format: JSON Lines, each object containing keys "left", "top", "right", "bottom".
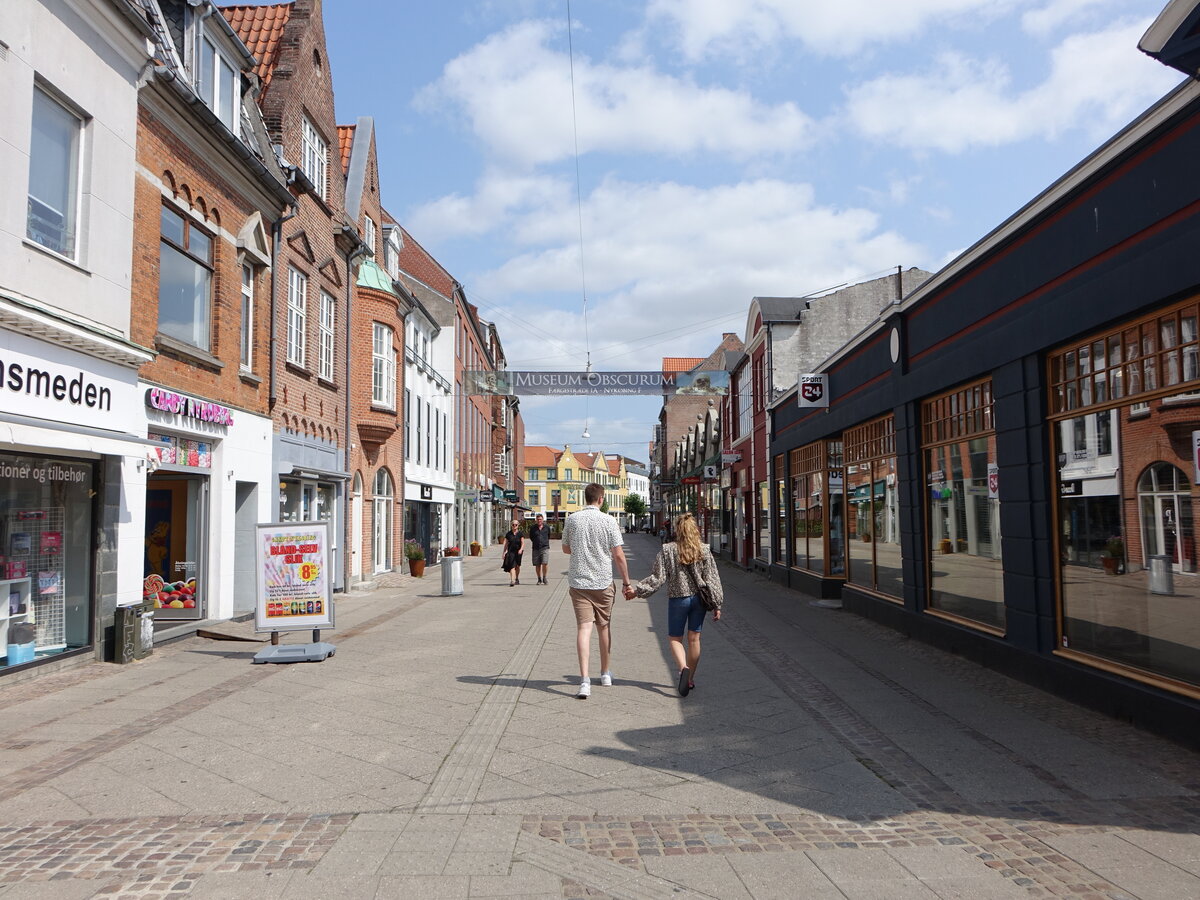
{"left": 624, "top": 512, "right": 723, "bottom": 697}
{"left": 561, "top": 482, "right": 633, "bottom": 699}
{"left": 501, "top": 520, "right": 526, "bottom": 587}
{"left": 530, "top": 513, "right": 552, "bottom": 584}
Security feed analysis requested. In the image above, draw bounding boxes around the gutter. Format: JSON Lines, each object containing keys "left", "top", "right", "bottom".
{"left": 148, "top": 65, "right": 293, "bottom": 208}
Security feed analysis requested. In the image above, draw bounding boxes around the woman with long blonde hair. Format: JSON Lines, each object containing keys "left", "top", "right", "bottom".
{"left": 624, "top": 513, "right": 723, "bottom": 696}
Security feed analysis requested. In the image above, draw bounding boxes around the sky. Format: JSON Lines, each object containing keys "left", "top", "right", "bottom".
{"left": 319, "top": 0, "right": 1183, "bottom": 463}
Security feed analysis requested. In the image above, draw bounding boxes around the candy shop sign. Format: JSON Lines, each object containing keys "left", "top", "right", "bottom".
{"left": 145, "top": 388, "right": 234, "bottom": 426}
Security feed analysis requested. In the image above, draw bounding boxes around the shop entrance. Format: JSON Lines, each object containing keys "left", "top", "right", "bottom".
{"left": 144, "top": 474, "right": 207, "bottom": 619}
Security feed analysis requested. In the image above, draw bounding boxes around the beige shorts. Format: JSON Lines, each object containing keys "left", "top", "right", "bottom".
{"left": 570, "top": 584, "right": 615, "bottom": 627}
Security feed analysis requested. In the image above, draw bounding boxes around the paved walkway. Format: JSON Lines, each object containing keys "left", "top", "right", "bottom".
{"left": 0, "top": 534, "right": 1197, "bottom": 899}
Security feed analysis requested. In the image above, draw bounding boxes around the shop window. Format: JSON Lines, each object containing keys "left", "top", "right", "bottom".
{"left": 774, "top": 455, "right": 787, "bottom": 565}
{"left": 845, "top": 416, "right": 902, "bottom": 601}
{"left": 1, "top": 453, "right": 94, "bottom": 669}
{"left": 159, "top": 204, "right": 213, "bottom": 350}
{"left": 922, "top": 379, "right": 1003, "bottom": 631}
{"left": 1051, "top": 302, "right": 1200, "bottom": 691}
{"left": 27, "top": 85, "right": 82, "bottom": 259}
{"left": 788, "top": 441, "right": 843, "bottom": 576}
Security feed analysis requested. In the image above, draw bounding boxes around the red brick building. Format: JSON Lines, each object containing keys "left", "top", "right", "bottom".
{"left": 133, "top": 0, "right": 293, "bottom": 622}
{"left": 224, "top": 0, "right": 362, "bottom": 589}
{"left": 340, "top": 118, "right": 411, "bottom": 579}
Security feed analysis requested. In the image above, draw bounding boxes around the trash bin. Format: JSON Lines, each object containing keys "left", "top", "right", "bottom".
{"left": 1149, "top": 554, "right": 1174, "bottom": 595}
{"left": 114, "top": 603, "right": 154, "bottom": 663}
{"left": 441, "top": 555, "right": 464, "bottom": 596}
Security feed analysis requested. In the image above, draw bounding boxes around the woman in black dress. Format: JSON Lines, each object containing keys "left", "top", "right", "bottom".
{"left": 502, "top": 520, "right": 526, "bottom": 586}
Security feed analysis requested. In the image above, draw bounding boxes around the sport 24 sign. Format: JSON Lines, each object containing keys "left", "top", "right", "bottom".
{"left": 798, "top": 374, "right": 829, "bottom": 408}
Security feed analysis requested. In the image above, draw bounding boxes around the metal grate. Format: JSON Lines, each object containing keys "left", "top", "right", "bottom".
{"left": 7, "top": 508, "right": 67, "bottom": 651}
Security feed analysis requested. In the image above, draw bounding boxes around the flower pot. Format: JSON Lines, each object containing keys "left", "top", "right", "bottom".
{"left": 409, "top": 560, "right": 426, "bottom": 577}
{"left": 1101, "top": 556, "right": 1120, "bottom": 575}
{"left": 470, "top": 548, "right": 481, "bottom": 557}
{"left": 939, "top": 539, "right": 953, "bottom": 554}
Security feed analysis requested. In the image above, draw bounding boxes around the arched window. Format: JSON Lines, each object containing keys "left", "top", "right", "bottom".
{"left": 1138, "top": 462, "right": 1195, "bottom": 572}
{"left": 373, "top": 468, "right": 394, "bottom": 573}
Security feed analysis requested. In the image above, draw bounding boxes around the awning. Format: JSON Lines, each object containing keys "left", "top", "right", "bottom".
{"left": 849, "top": 480, "right": 887, "bottom": 503}
{"left": 283, "top": 464, "right": 351, "bottom": 482}
{"left": 0, "top": 411, "right": 156, "bottom": 458}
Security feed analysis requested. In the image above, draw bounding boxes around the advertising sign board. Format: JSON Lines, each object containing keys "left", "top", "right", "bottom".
{"left": 254, "top": 521, "right": 333, "bottom": 633}
{"left": 798, "top": 374, "right": 829, "bottom": 408}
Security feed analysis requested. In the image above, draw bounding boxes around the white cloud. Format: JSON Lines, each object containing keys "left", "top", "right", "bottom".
{"left": 844, "top": 19, "right": 1180, "bottom": 153}
{"left": 415, "top": 20, "right": 813, "bottom": 168}
{"left": 643, "top": 0, "right": 1013, "bottom": 59}
{"left": 405, "top": 170, "right": 569, "bottom": 243}
{"left": 1021, "top": 0, "right": 1110, "bottom": 37}
{"left": 434, "top": 174, "right": 923, "bottom": 369}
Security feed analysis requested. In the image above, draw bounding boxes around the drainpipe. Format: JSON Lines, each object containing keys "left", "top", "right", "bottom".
{"left": 269, "top": 204, "right": 298, "bottom": 412}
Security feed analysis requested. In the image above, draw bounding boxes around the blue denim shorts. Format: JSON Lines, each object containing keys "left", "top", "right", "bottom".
{"left": 667, "top": 594, "right": 706, "bottom": 637}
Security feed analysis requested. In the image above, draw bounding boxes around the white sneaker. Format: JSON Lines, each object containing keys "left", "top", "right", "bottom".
{"left": 576, "top": 679, "right": 591, "bottom": 699}
{"left": 599, "top": 671, "right": 612, "bottom": 687}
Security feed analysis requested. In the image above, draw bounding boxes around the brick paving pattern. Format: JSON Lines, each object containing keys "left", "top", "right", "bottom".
{"left": 0, "top": 813, "right": 352, "bottom": 896}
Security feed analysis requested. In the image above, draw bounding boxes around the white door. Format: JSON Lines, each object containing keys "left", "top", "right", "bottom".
{"left": 351, "top": 473, "right": 363, "bottom": 580}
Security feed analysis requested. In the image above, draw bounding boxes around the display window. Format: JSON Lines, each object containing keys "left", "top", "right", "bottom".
{"left": 1049, "top": 299, "right": 1200, "bottom": 694}
{"left": 788, "top": 440, "right": 844, "bottom": 577}
{"left": 0, "top": 452, "right": 95, "bottom": 669}
{"left": 773, "top": 455, "right": 787, "bottom": 564}
{"left": 844, "top": 416, "right": 903, "bottom": 601}
{"left": 922, "top": 379, "right": 1004, "bottom": 632}
{"left": 144, "top": 475, "right": 206, "bottom": 618}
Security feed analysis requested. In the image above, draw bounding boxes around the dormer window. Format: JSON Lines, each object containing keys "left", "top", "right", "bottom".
{"left": 198, "top": 33, "right": 238, "bottom": 131}
{"left": 383, "top": 225, "right": 402, "bottom": 278}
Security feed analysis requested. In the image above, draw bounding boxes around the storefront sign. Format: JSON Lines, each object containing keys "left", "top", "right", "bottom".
{"left": 145, "top": 388, "right": 234, "bottom": 426}
{"left": 1060, "top": 479, "right": 1083, "bottom": 497}
{"left": 503, "top": 489, "right": 518, "bottom": 502}
{"left": 987, "top": 463, "right": 999, "bottom": 499}
{"left": 721, "top": 453, "right": 741, "bottom": 463}
{"left": 798, "top": 374, "right": 829, "bottom": 408}
{"left": 0, "top": 330, "right": 138, "bottom": 431}
{"left": 478, "top": 490, "right": 492, "bottom": 502}
{"left": 254, "top": 521, "right": 333, "bottom": 633}
{"left": 420, "top": 484, "right": 433, "bottom": 500}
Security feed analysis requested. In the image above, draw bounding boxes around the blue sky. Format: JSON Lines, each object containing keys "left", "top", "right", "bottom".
{"left": 320, "top": 0, "right": 1181, "bottom": 460}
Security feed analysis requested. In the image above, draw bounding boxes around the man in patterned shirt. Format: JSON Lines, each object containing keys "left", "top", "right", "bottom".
{"left": 561, "top": 482, "right": 632, "bottom": 699}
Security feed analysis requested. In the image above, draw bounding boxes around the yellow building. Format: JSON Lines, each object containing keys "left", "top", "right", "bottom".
{"left": 523, "top": 445, "right": 628, "bottom": 525}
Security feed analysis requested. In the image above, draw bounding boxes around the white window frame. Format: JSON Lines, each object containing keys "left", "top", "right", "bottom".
{"left": 363, "top": 215, "right": 376, "bottom": 256}
{"left": 384, "top": 226, "right": 402, "bottom": 278}
{"left": 301, "top": 116, "right": 327, "bottom": 200}
{"left": 287, "top": 268, "right": 307, "bottom": 366}
{"left": 198, "top": 33, "right": 239, "bottom": 132}
{"left": 318, "top": 290, "right": 335, "bottom": 381}
{"left": 159, "top": 203, "right": 214, "bottom": 350}
{"left": 240, "top": 263, "right": 254, "bottom": 370}
{"left": 373, "top": 468, "right": 393, "bottom": 573}
{"left": 27, "top": 84, "right": 83, "bottom": 260}
{"left": 415, "top": 395, "right": 423, "bottom": 464}
{"left": 372, "top": 322, "right": 396, "bottom": 409}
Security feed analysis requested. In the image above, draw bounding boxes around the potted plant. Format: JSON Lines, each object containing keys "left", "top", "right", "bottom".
{"left": 1102, "top": 536, "right": 1124, "bottom": 575}
{"left": 469, "top": 541, "right": 482, "bottom": 557}
{"left": 443, "top": 545, "right": 460, "bottom": 557}
{"left": 405, "top": 539, "right": 426, "bottom": 577}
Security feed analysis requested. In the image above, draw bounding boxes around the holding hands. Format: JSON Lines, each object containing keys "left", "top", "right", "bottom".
{"left": 622, "top": 583, "right": 637, "bottom": 600}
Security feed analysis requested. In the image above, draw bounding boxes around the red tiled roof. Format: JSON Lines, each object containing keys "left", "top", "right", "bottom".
{"left": 574, "top": 453, "right": 596, "bottom": 471}
{"left": 662, "top": 357, "right": 703, "bottom": 372}
{"left": 221, "top": 4, "right": 292, "bottom": 97}
{"left": 524, "top": 446, "right": 561, "bottom": 467}
{"left": 337, "top": 125, "right": 355, "bottom": 175}
{"left": 607, "top": 458, "right": 620, "bottom": 475}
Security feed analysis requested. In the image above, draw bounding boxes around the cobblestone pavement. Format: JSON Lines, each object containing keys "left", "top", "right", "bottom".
{"left": 0, "top": 536, "right": 1196, "bottom": 899}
